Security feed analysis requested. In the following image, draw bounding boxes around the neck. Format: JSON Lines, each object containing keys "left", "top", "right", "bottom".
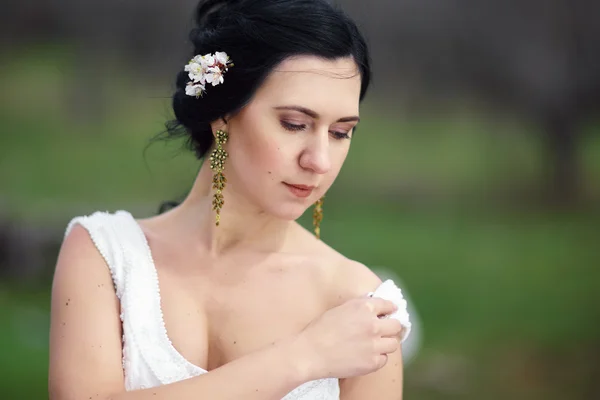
{"left": 175, "top": 159, "right": 294, "bottom": 256}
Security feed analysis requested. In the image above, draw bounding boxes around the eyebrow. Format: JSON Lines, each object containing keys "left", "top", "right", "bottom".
{"left": 273, "top": 105, "right": 360, "bottom": 123}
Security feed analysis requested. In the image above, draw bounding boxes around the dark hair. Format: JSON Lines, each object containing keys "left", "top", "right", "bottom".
{"left": 161, "top": 0, "right": 372, "bottom": 160}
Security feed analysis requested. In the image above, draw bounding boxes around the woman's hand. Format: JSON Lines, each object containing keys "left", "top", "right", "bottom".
{"left": 294, "top": 296, "right": 404, "bottom": 380}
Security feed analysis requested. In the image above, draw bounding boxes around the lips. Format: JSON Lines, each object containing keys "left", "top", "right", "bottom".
{"left": 287, "top": 183, "right": 315, "bottom": 190}
{"left": 283, "top": 182, "right": 316, "bottom": 198}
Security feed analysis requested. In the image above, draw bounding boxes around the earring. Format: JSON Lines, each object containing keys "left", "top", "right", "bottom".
{"left": 313, "top": 197, "right": 324, "bottom": 239}
{"left": 210, "top": 129, "right": 228, "bottom": 226}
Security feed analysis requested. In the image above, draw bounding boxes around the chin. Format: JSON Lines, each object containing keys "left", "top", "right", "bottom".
{"left": 267, "top": 201, "right": 312, "bottom": 221}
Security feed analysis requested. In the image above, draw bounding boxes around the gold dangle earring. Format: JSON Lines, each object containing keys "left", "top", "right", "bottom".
{"left": 210, "top": 129, "right": 229, "bottom": 226}
{"left": 313, "top": 197, "right": 324, "bottom": 239}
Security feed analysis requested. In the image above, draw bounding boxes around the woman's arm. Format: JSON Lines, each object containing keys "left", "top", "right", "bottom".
{"left": 339, "top": 348, "right": 403, "bottom": 400}
{"left": 49, "top": 225, "right": 310, "bottom": 400}
{"left": 332, "top": 259, "right": 405, "bottom": 400}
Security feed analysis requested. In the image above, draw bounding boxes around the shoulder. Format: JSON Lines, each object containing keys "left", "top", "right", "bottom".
{"left": 290, "top": 224, "right": 383, "bottom": 302}
{"left": 328, "top": 256, "right": 383, "bottom": 305}
{"left": 58, "top": 210, "right": 125, "bottom": 284}
{"left": 61, "top": 212, "right": 111, "bottom": 264}
{"left": 52, "top": 213, "right": 122, "bottom": 321}
{"left": 58, "top": 226, "right": 97, "bottom": 280}
{"left": 64, "top": 209, "right": 133, "bottom": 237}
{"left": 63, "top": 209, "right": 128, "bottom": 257}
{"left": 60, "top": 209, "right": 137, "bottom": 294}
{"left": 55, "top": 221, "right": 116, "bottom": 291}
{"left": 302, "top": 236, "right": 382, "bottom": 308}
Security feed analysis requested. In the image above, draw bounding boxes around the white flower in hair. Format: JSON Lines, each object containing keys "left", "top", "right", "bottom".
{"left": 184, "top": 60, "right": 205, "bottom": 84}
{"left": 205, "top": 66, "right": 224, "bottom": 86}
{"left": 214, "top": 51, "right": 231, "bottom": 67}
{"left": 200, "top": 54, "right": 216, "bottom": 69}
{"left": 185, "top": 83, "right": 206, "bottom": 97}
{"left": 184, "top": 51, "right": 233, "bottom": 98}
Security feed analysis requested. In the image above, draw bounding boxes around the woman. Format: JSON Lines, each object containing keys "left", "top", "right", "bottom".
{"left": 48, "top": 0, "right": 412, "bottom": 399}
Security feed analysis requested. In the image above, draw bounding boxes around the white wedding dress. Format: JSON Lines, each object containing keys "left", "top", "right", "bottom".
{"left": 65, "top": 210, "right": 412, "bottom": 399}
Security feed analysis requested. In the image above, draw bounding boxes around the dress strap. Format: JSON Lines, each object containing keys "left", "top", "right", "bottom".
{"left": 65, "top": 209, "right": 204, "bottom": 386}
{"left": 64, "top": 210, "right": 134, "bottom": 299}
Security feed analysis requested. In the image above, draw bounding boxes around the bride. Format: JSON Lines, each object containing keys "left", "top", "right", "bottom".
{"left": 48, "top": 0, "right": 412, "bottom": 399}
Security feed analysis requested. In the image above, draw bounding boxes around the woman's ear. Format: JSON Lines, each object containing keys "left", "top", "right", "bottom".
{"left": 210, "top": 116, "right": 229, "bottom": 137}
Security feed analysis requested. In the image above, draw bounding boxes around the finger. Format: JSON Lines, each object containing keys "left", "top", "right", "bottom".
{"left": 377, "top": 318, "right": 404, "bottom": 337}
{"left": 373, "top": 353, "right": 389, "bottom": 371}
{"left": 367, "top": 298, "right": 398, "bottom": 316}
{"left": 374, "top": 337, "right": 400, "bottom": 355}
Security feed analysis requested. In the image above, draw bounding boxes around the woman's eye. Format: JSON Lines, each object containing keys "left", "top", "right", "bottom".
{"left": 331, "top": 131, "right": 351, "bottom": 140}
{"left": 281, "top": 121, "right": 306, "bottom": 131}
{"left": 281, "top": 121, "right": 351, "bottom": 140}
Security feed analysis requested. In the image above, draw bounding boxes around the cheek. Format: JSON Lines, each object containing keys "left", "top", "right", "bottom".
{"left": 329, "top": 146, "right": 350, "bottom": 176}
{"left": 232, "top": 125, "right": 288, "bottom": 179}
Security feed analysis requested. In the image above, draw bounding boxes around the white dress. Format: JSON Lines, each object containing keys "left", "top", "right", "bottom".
{"left": 65, "top": 210, "right": 412, "bottom": 399}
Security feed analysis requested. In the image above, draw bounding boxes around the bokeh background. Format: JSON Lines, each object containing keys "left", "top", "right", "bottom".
{"left": 1, "top": 0, "right": 599, "bottom": 399}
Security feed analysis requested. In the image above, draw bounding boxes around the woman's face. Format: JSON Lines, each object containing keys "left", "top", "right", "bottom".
{"left": 223, "top": 55, "right": 362, "bottom": 220}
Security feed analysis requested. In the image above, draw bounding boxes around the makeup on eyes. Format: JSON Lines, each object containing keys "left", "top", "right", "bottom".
{"left": 275, "top": 105, "right": 358, "bottom": 133}
{"left": 279, "top": 119, "right": 353, "bottom": 139}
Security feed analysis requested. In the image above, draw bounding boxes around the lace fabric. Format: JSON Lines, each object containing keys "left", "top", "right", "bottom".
{"left": 65, "top": 210, "right": 410, "bottom": 399}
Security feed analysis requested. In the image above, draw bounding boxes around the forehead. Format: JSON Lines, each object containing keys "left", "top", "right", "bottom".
{"left": 253, "top": 55, "right": 361, "bottom": 116}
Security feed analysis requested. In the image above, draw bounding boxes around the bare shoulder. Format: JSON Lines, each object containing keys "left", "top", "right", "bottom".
{"left": 328, "top": 256, "right": 383, "bottom": 306}
{"left": 300, "top": 233, "right": 382, "bottom": 307}
{"left": 54, "top": 221, "right": 120, "bottom": 295}
{"left": 58, "top": 223, "right": 106, "bottom": 267}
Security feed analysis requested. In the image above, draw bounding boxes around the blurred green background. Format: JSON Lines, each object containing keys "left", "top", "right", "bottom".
{"left": 1, "top": 1, "right": 599, "bottom": 399}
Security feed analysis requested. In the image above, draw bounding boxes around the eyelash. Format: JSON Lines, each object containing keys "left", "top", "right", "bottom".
{"left": 280, "top": 121, "right": 351, "bottom": 140}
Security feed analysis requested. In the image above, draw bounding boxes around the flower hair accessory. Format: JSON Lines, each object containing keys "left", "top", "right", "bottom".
{"left": 184, "top": 51, "right": 234, "bottom": 98}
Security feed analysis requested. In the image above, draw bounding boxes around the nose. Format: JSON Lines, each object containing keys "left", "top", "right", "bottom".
{"left": 299, "top": 132, "right": 332, "bottom": 175}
